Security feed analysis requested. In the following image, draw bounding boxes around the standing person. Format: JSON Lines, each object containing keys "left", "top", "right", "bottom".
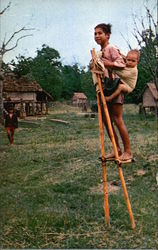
{"left": 4, "top": 106, "right": 18, "bottom": 146}
{"left": 94, "top": 23, "right": 133, "bottom": 162}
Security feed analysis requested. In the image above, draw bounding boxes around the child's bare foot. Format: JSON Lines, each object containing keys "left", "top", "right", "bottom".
{"left": 119, "top": 152, "right": 133, "bottom": 162}
{"left": 106, "top": 151, "right": 122, "bottom": 160}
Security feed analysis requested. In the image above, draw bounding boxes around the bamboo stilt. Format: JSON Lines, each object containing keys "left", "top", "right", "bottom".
{"left": 97, "top": 92, "right": 110, "bottom": 225}
{"left": 118, "top": 166, "right": 135, "bottom": 229}
{"left": 91, "top": 48, "right": 135, "bottom": 229}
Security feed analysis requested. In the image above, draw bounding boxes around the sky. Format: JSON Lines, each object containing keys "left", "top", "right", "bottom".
{"left": 0, "top": 0, "right": 157, "bottom": 67}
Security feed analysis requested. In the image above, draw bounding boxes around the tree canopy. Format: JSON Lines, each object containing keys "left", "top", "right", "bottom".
{"left": 124, "top": 5, "right": 158, "bottom": 103}
{"left": 11, "top": 44, "right": 96, "bottom": 101}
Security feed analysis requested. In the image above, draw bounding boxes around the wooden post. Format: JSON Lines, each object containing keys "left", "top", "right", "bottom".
{"left": 91, "top": 48, "right": 135, "bottom": 229}
{"left": 20, "top": 98, "right": 23, "bottom": 118}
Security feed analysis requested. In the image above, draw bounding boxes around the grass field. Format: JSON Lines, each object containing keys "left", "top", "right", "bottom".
{"left": 0, "top": 103, "right": 158, "bottom": 248}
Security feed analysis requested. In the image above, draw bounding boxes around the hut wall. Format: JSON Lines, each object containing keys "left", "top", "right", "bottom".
{"left": 143, "top": 89, "right": 157, "bottom": 107}
{"left": 72, "top": 98, "right": 87, "bottom": 106}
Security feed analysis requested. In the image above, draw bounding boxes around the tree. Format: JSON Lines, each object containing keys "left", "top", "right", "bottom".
{"left": 133, "top": 6, "right": 158, "bottom": 87}
{"left": 123, "top": 4, "right": 158, "bottom": 103}
{"left": 11, "top": 55, "right": 33, "bottom": 78}
{"left": 33, "top": 45, "right": 63, "bottom": 99}
{"left": 61, "top": 63, "right": 83, "bottom": 99}
{"left": 12, "top": 45, "right": 63, "bottom": 100}
{"left": 0, "top": 1, "right": 34, "bottom": 122}
{"left": 132, "top": 5, "right": 157, "bottom": 82}
{"left": 80, "top": 69, "right": 96, "bottom": 100}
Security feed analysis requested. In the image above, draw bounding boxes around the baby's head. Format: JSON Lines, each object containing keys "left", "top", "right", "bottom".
{"left": 126, "top": 49, "right": 140, "bottom": 68}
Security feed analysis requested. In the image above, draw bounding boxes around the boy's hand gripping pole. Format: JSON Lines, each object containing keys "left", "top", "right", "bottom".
{"left": 91, "top": 48, "right": 135, "bottom": 229}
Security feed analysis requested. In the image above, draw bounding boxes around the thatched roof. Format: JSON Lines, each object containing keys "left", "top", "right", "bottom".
{"left": 72, "top": 92, "right": 87, "bottom": 100}
{"left": 3, "top": 73, "right": 43, "bottom": 92}
{"left": 146, "top": 83, "right": 158, "bottom": 100}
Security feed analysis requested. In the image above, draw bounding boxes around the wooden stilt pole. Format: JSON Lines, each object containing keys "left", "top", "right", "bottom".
{"left": 91, "top": 48, "right": 135, "bottom": 229}
{"left": 118, "top": 166, "right": 135, "bottom": 229}
{"left": 97, "top": 92, "right": 110, "bottom": 225}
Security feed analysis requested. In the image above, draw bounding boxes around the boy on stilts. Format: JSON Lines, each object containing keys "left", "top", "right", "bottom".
{"left": 91, "top": 23, "right": 139, "bottom": 162}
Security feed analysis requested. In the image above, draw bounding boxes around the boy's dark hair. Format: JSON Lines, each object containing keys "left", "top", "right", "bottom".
{"left": 95, "top": 23, "right": 112, "bottom": 34}
{"left": 8, "top": 105, "right": 14, "bottom": 111}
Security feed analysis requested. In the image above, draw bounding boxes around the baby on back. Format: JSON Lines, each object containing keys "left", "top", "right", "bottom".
{"left": 103, "top": 49, "right": 140, "bottom": 102}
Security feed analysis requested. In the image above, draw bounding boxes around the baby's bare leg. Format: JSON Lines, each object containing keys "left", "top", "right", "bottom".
{"left": 106, "top": 84, "right": 129, "bottom": 102}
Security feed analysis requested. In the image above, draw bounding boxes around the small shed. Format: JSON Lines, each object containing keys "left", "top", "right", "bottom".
{"left": 140, "top": 82, "right": 158, "bottom": 116}
{"left": 3, "top": 72, "right": 53, "bottom": 117}
{"left": 72, "top": 92, "right": 87, "bottom": 107}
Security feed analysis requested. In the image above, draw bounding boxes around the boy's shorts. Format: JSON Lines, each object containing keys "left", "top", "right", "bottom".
{"left": 6, "top": 126, "right": 15, "bottom": 133}
{"left": 108, "top": 92, "right": 124, "bottom": 105}
{"left": 100, "top": 93, "right": 124, "bottom": 114}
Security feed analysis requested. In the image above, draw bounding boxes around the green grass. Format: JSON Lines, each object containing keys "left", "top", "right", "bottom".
{"left": 0, "top": 103, "right": 158, "bottom": 248}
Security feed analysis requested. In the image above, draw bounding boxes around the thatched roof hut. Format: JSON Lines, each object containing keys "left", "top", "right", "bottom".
{"left": 72, "top": 92, "right": 87, "bottom": 106}
{"left": 3, "top": 73, "right": 53, "bottom": 102}
{"left": 139, "top": 82, "right": 158, "bottom": 117}
{"left": 3, "top": 73, "right": 53, "bottom": 117}
{"left": 141, "top": 83, "right": 158, "bottom": 107}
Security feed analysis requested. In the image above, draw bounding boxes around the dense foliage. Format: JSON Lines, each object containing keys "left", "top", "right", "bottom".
{"left": 11, "top": 44, "right": 96, "bottom": 101}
